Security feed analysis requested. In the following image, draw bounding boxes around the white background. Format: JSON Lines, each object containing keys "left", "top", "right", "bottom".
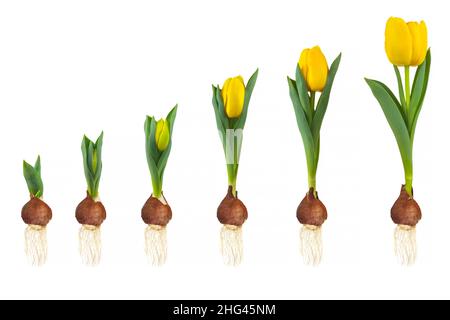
{"left": 0, "top": 0, "right": 447, "bottom": 299}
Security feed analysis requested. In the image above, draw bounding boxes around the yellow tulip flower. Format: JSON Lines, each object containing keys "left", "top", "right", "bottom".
{"left": 155, "top": 118, "right": 170, "bottom": 151}
{"left": 298, "top": 46, "right": 329, "bottom": 92}
{"left": 222, "top": 76, "right": 245, "bottom": 118}
{"left": 385, "top": 17, "right": 427, "bottom": 66}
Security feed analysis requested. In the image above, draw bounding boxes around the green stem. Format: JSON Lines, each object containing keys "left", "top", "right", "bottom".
{"left": 309, "top": 91, "right": 316, "bottom": 124}
{"left": 405, "top": 168, "right": 413, "bottom": 197}
{"left": 88, "top": 188, "right": 97, "bottom": 199}
{"left": 403, "top": 66, "right": 413, "bottom": 197}
{"left": 308, "top": 91, "right": 317, "bottom": 192}
{"left": 227, "top": 164, "right": 237, "bottom": 196}
{"left": 308, "top": 174, "right": 316, "bottom": 191}
{"left": 151, "top": 178, "right": 162, "bottom": 198}
{"left": 404, "top": 66, "right": 410, "bottom": 112}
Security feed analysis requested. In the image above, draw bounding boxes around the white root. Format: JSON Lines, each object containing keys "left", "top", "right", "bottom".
{"left": 300, "top": 224, "right": 323, "bottom": 266}
{"left": 24, "top": 224, "right": 48, "bottom": 266}
{"left": 220, "top": 224, "right": 243, "bottom": 266}
{"left": 145, "top": 224, "right": 167, "bottom": 266}
{"left": 394, "top": 224, "right": 417, "bottom": 266}
{"left": 79, "top": 224, "right": 101, "bottom": 266}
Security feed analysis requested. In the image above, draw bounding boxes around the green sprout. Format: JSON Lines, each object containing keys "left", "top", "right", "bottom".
{"left": 81, "top": 132, "right": 104, "bottom": 199}
{"left": 144, "top": 105, "right": 178, "bottom": 198}
{"left": 23, "top": 155, "right": 44, "bottom": 198}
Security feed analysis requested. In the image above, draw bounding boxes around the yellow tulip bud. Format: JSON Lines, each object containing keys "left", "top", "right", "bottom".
{"left": 221, "top": 76, "right": 245, "bottom": 118}
{"left": 298, "top": 46, "right": 328, "bottom": 92}
{"left": 385, "top": 17, "right": 427, "bottom": 66}
{"left": 155, "top": 119, "right": 170, "bottom": 151}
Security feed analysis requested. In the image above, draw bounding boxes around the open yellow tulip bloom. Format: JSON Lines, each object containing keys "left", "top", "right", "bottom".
{"left": 155, "top": 118, "right": 170, "bottom": 151}
{"left": 385, "top": 17, "right": 427, "bottom": 66}
{"left": 299, "top": 46, "right": 329, "bottom": 92}
{"left": 222, "top": 76, "right": 245, "bottom": 118}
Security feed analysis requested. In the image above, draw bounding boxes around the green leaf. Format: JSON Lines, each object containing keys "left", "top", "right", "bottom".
{"left": 409, "top": 49, "right": 431, "bottom": 141}
{"left": 81, "top": 133, "right": 103, "bottom": 198}
{"left": 23, "top": 159, "right": 44, "bottom": 198}
{"left": 365, "top": 78, "right": 412, "bottom": 175}
{"left": 215, "top": 85, "right": 229, "bottom": 130}
{"left": 311, "top": 53, "right": 341, "bottom": 146}
{"left": 93, "top": 131, "right": 103, "bottom": 182}
{"left": 81, "top": 136, "right": 94, "bottom": 193}
{"left": 87, "top": 140, "right": 95, "bottom": 177}
{"left": 295, "top": 66, "right": 311, "bottom": 121}
{"left": 234, "top": 68, "right": 258, "bottom": 130}
{"left": 166, "top": 104, "right": 178, "bottom": 134}
{"left": 212, "top": 86, "right": 225, "bottom": 133}
{"left": 287, "top": 77, "right": 315, "bottom": 173}
{"left": 157, "top": 105, "right": 178, "bottom": 180}
{"left": 313, "top": 137, "right": 320, "bottom": 176}
{"left": 148, "top": 116, "right": 161, "bottom": 164}
{"left": 144, "top": 116, "right": 162, "bottom": 196}
{"left": 34, "top": 155, "right": 41, "bottom": 176}
{"left": 394, "top": 66, "right": 407, "bottom": 113}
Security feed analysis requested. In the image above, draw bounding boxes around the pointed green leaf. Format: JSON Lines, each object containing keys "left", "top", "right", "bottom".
{"left": 87, "top": 140, "right": 95, "bottom": 176}
{"left": 215, "top": 85, "right": 229, "bottom": 130}
{"left": 212, "top": 86, "right": 225, "bottom": 134}
{"left": 93, "top": 132, "right": 103, "bottom": 182}
{"left": 81, "top": 133, "right": 103, "bottom": 198}
{"left": 34, "top": 156, "right": 41, "bottom": 176}
{"left": 410, "top": 49, "right": 431, "bottom": 141}
{"left": 157, "top": 105, "right": 178, "bottom": 181}
{"left": 145, "top": 116, "right": 162, "bottom": 195}
{"left": 287, "top": 77, "right": 315, "bottom": 173}
{"left": 234, "top": 68, "right": 258, "bottom": 130}
{"left": 23, "top": 160, "right": 43, "bottom": 197}
{"left": 313, "top": 137, "right": 320, "bottom": 177}
{"left": 311, "top": 53, "right": 341, "bottom": 145}
{"left": 365, "top": 78, "right": 412, "bottom": 174}
{"left": 81, "top": 136, "right": 94, "bottom": 194}
{"left": 148, "top": 116, "right": 161, "bottom": 163}
{"left": 295, "top": 66, "right": 311, "bottom": 121}
{"left": 166, "top": 104, "right": 178, "bottom": 134}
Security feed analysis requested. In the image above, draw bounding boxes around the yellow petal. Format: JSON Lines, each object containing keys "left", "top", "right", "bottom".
{"left": 155, "top": 119, "right": 170, "bottom": 151}
{"left": 298, "top": 48, "right": 310, "bottom": 85}
{"left": 385, "top": 17, "right": 412, "bottom": 66}
{"left": 306, "top": 46, "right": 328, "bottom": 92}
{"left": 222, "top": 76, "right": 245, "bottom": 118}
{"left": 222, "top": 77, "right": 232, "bottom": 107}
{"left": 408, "top": 21, "right": 428, "bottom": 66}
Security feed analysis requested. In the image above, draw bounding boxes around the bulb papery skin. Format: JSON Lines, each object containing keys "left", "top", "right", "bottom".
{"left": 217, "top": 186, "right": 248, "bottom": 226}
{"left": 22, "top": 197, "right": 52, "bottom": 226}
{"left": 391, "top": 185, "right": 421, "bottom": 226}
{"left": 296, "top": 188, "right": 327, "bottom": 227}
{"left": 75, "top": 194, "right": 106, "bottom": 227}
{"left": 141, "top": 194, "right": 172, "bottom": 226}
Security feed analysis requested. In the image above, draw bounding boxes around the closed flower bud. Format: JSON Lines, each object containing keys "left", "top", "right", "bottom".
{"left": 298, "top": 46, "right": 329, "bottom": 92}
{"left": 222, "top": 76, "right": 245, "bottom": 118}
{"left": 155, "top": 119, "right": 170, "bottom": 151}
{"left": 385, "top": 17, "right": 427, "bottom": 66}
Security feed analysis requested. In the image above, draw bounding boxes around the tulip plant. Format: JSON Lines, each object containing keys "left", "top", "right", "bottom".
{"left": 141, "top": 105, "right": 177, "bottom": 266}
{"left": 21, "top": 156, "right": 52, "bottom": 266}
{"left": 287, "top": 46, "right": 341, "bottom": 265}
{"left": 75, "top": 132, "right": 106, "bottom": 266}
{"left": 365, "top": 17, "right": 430, "bottom": 265}
{"left": 211, "top": 69, "right": 258, "bottom": 266}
